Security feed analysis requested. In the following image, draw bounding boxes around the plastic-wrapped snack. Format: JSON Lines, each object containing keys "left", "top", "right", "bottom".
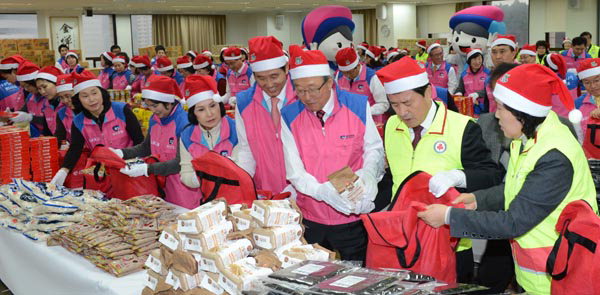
{"left": 144, "top": 270, "right": 172, "bottom": 293}
{"left": 0, "top": 198, "right": 21, "bottom": 216}
{"left": 172, "top": 249, "right": 198, "bottom": 275}
{"left": 11, "top": 180, "right": 53, "bottom": 201}
{"left": 268, "top": 260, "right": 351, "bottom": 287}
{"left": 275, "top": 242, "right": 336, "bottom": 268}
{"left": 4, "top": 185, "right": 41, "bottom": 211}
{"left": 309, "top": 271, "right": 399, "bottom": 295}
{"left": 250, "top": 200, "right": 302, "bottom": 227}
{"left": 432, "top": 283, "right": 489, "bottom": 294}
{"left": 33, "top": 212, "right": 84, "bottom": 223}
{"left": 200, "top": 238, "right": 253, "bottom": 273}
{"left": 29, "top": 220, "right": 73, "bottom": 233}
{"left": 22, "top": 230, "right": 50, "bottom": 241}
{"left": 230, "top": 209, "right": 257, "bottom": 231}
{"left": 159, "top": 224, "right": 182, "bottom": 251}
{"left": 253, "top": 224, "right": 303, "bottom": 250}
{"left": 145, "top": 249, "right": 167, "bottom": 276}
{"left": 171, "top": 269, "right": 206, "bottom": 291}
{"left": 177, "top": 201, "right": 227, "bottom": 234}
{"left": 218, "top": 257, "right": 273, "bottom": 295}
{"left": 32, "top": 200, "right": 78, "bottom": 214}
{"left": 183, "top": 220, "right": 233, "bottom": 252}
{"left": 134, "top": 242, "right": 160, "bottom": 255}
{"left": 108, "top": 254, "right": 145, "bottom": 277}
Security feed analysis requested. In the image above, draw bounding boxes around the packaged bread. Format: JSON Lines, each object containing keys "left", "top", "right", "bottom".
{"left": 218, "top": 257, "right": 273, "bottom": 295}
{"left": 198, "top": 271, "right": 225, "bottom": 294}
{"left": 196, "top": 220, "right": 233, "bottom": 250}
{"left": 145, "top": 249, "right": 167, "bottom": 276}
{"left": 108, "top": 254, "right": 146, "bottom": 277}
{"left": 252, "top": 224, "right": 303, "bottom": 250}
{"left": 172, "top": 249, "right": 198, "bottom": 275}
{"left": 199, "top": 238, "right": 253, "bottom": 273}
{"left": 327, "top": 166, "right": 364, "bottom": 204}
{"left": 177, "top": 201, "right": 227, "bottom": 234}
{"left": 158, "top": 224, "right": 182, "bottom": 251}
{"left": 250, "top": 200, "right": 301, "bottom": 227}
{"left": 254, "top": 249, "right": 283, "bottom": 271}
{"left": 276, "top": 242, "right": 336, "bottom": 268}
{"left": 171, "top": 269, "right": 204, "bottom": 291}
{"left": 230, "top": 209, "right": 257, "bottom": 231}
{"left": 144, "top": 270, "right": 171, "bottom": 293}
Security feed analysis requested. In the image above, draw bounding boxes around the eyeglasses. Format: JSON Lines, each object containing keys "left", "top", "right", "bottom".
{"left": 583, "top": 77, "right": 600, "bottom": 88}
{"left": 296, "top": 79, "right": 328, "bottom": 97}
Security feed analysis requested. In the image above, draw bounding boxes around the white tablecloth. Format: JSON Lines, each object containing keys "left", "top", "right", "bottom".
{"left": 0, "top": 229, "right": 146, "bottom": 295}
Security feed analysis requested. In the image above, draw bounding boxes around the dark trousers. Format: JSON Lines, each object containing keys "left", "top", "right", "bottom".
{"left": 456, "top": 248, "right": 474, "bottom": 283}
{"left": 475, "top": 239, "right": 515, "bottom": 293}
{"left": 302, "top": 219, "right": 367, "bottom": 263}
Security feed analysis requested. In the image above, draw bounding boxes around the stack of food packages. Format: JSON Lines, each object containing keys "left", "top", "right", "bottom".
{"left": 0, "top": 127, "right": 31, "bottom": 184}
{"left": 133, "top": 107, "right": 153, "bottom": 136}
{"left": 108, "top": 89, "right": 133, "bottom": 104}
{"left": 141, "top": 199, "right": 336, "bottom": 295}
{"left": 29, "top": 136, "right": 60, "bottom": 183}
{"left": 0, "top": 179, "right": 107, "bottom": 242}
{"left": 48, "top": 195, "right": 178, "bottom": 277}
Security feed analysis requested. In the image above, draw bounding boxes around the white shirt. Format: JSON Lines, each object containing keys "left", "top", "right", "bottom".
{"left": 334, "top": 64, "right": 389, "bottom": 116}
{"left": 409, "top": 101, "right": 437, "bottom": 141}
{"left": 223, "top": 62, "right": 256, "bottom": 104}
{"left": 233, "top": 84, "right": 287, "bottom": 177}
{"left": 314, "top": 89, "right": 335, "bottom": 122}
{"left": 282, "top": 94, "right": 385, "bottom": 198}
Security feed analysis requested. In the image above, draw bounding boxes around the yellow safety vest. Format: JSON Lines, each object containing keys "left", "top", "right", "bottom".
{"left": 415, "top": 52, "right": 429, "bottom": 63}
{"left": 385, "top": 101, "right": 473, "bottom": 251}
{"left": 504, "top": 111, "right": 598, "bottom": 295}
{"left": 589, "top": 44, "right": 600, "bottom": 58}
{"left": 536, "top": 54, "right": 546, "bottom": 65}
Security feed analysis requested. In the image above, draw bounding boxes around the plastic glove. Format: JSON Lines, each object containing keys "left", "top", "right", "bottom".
{"left": 429, "top": 169, "right": 466, "bottom": 198}
{"left": 120, "top": 163, "right": 148, "bottom": 177}
{"left": 50, "top": 168, "right": 69, "bottom": 186}
{"left": 454, "top": 92, "right": 463, "bottom": 96}
{"left": 228, "top": 96, "right": 237, "bottom": 105}
{"left": 354, "top": 196, "right": 376, "bottom": 215}
{"left": 10, "top": 111, "right": 33, "bottom": 123}
{"left": 109, "top": 147, "right": 124, "bottom": 159}
{"left": 468, "top": 93, "right": 479, "bottom": 104}
{"left": 125, "top": 85, "right": 132, "bottom": 91}
{"left": 315, "top": 182, "right": 354, "bottom": 215}
{"left": 353, "top": 170, "right": 378, "bottom": 214}
{"left": 59, "top": 141, "right": 70, "bottom": 151}
{"left": 281, "top": 184, "right": 297, "bottom": 201}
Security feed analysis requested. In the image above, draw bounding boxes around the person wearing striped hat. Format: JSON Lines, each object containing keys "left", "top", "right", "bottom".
{"left": 376, "top": 56, "right": 501, "bottom": 282}
{"left": 51, "top": 71, "right": 144, "bottom": 187}
{"left": 356, "top": 41, "right": 369, "bottom": 62}
{"left": 186, "top": 50, "right": 198, "bottom": 61}
{"left": 0, "top": 55, "right": 26, "bottom": 111}
{"left": 415, "top": 40, "right": 429, "bottom": 63}
{"left": 54, "top": 74, "right": 78, "bottom": 143}
{"left": 98, "top": 51, "right": 116, "bottom": 89}
{"left": 129, "top": 55, "right": 154, "bottom": 96}
{"left": 425, "top": 42, "right": 453, "bottom": 89}
{"left": 364, "top": 45, "right": 385, "bottom": 70}
{"left": 29, "top": 66, "right": 69, "bottom": 135}
{"left": 491, "top": 34, "right": 518, "bottom": 68}
{"left": 418, "top": 64, "right": 596, "bottom": 295}
{"left": 11, "top": 61, "right": 50, "bottom": 136}
{"left": 222, "top": 46, "right": 254, "bottom": 105}
{"left": 334, "top": 47, "right": 388, "bottom": 124}
{"left": 178, "top": 74, "right": 237, "bottom": 205}
{"left": 111, "top": 53, "right": 132, "bottom": 90}
{"left": 234, "top": 36, "right": 296, "bottom": 195}
{"left": 177, "top": 56, "right": 195, "bottom": 79}
{"left": 65, "top": 50, "right": 84, "bottom": 74}
{"left": 193, "top": 55, "right": 224, "bottom": 84}
{"left": 156, "top": 56, "right": 184, "bottom": 87}
{"left": 280, "top": 45, "right": 384, "bottom": 262}
{"left": 518, "top": 44, "right": 537, "bottom": 64}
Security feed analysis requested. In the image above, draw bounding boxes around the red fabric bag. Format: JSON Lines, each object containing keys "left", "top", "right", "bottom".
{"left": 583, "top": 118, "right": 600, "bottom": 159}
{"left": 59, "top": 149, "right": 88, "bottom": 189}
{"left": 192, "top": 151, "right": 256, "bottom": 207}
{"left": 361, "top": 171, "right": 462, "bottom": 283}
{"left": 546, "top": 200, "right": 600, "bottom": 295}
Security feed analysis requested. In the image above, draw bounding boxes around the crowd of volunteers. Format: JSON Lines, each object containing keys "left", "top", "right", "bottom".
{"left": 3, "top": 10, "right": 600, "bottom": 294}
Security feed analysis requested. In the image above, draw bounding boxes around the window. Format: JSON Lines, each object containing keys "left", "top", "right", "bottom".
{"left": 0, "top": 14, "right": 38, "bottom": 38}
{"left": 492, "top": 0, "right": 529, "bottom": 45}
{"left": 131, "top": 15, "right": 153, "bottom": 55}
{"left": 81, "top": 15, "right": 115, "bottom": 60}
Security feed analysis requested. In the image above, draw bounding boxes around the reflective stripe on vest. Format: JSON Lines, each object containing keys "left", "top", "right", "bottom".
{"left": 504, "top": 111, "right": 598, "bottom": 294}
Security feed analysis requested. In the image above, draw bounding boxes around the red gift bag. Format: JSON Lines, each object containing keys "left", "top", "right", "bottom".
{"left": 583, "top": 117, "right": 600, "bottom": 159}
{"left": 361, "top": 171, "right": 462, "bottom": 283}
{"left": 452, "top": 95, "right": 474, "bottom": 118}
{"left": 60, "top": 149, "right": 88, "bottom": 189}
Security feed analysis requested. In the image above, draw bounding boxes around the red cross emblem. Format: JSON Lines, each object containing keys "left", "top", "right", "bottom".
{"left": 433, "top": 140, "right": 447, "bottom": 153}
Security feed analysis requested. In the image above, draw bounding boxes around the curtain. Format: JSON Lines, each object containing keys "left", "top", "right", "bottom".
{"left": 352, "top": 9, "right": 378, "bottom": 45}
{"left": 153, "top": 15, "right": 226, "bottom": 52}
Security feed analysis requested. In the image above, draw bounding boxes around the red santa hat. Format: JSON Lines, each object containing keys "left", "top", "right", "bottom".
{"left": 141, "top": 75, "right": 182, "bottom": 103}
{"left": 400, "top": 48, "right": 409, "bottom": 55}
{"left": 386, "top": 48, "right": 400, "bottom": 60}
{"left": 519, "top": 44, "right": 537, "bottom": 57}
{"left": 376, "top": 56, "right": 429, "bottom": 94}
{"left": 288, "top": 45, "right": 330, "bottom": 80}
{"left": 156, "top": 57, "right": 174, "bottom": 72}
{"left": 183, "top": 74, "right": 221, "bottom": 108}
{"left": 56, "top": 74, "right": 73, "bottom": 93}
{"left": 416, "top": 40, "right": 427, "bottom": 50}
{"left": 193, "top": 55, "right": 212, "bottom": 70}
{"left": 365, "top": 45, "right": 384, "bottom": 60}
{"left": 426, "top": 42, "right": 442, "bottom": 54}
{"left": 357, "top": 42, "right": 369, "bottom": 51}
{"left": 16, "top": 61, "right": 40, "bottom": 82}
{"left": 335, "top": 47, "right": 359, "bottom": 72}
{"left": 113, "top": 55, "right": 127, "bottom": 64}
{"left": 36, "top": 66, "right": 64, "bottom": 83}
{"left": 563, "top": 38, "right": 572, "bottom": 45}
{"left": 202, "top": 50, "right": 213, "bottom": 57}
{"left": 248, "top": 36, "right": 287, "bottom": 72}
{"left": 101, "top": 51, "right": 115, "bottom": 62}
{"left": 176, "top": 56, "right": 193, "bottom": 69}
{"left": 0, "top": 55, "right": 26, "bottom": 70}
{"left": 223, "top": 47, "right": 242, "bottom": 61}
{"left": 130, "top": 55, "right": 151, "bottom": 68}
{"left": 545, "top": 53, "right": 566, "bottom": 78}
{"left": 187, "top": 50, "right": 198, "bottom": 59}
{"left": 65, "top": 50, "right": 79, "bottom": 60}
{"left": 72, "top": 71, "right": 101, "bottom": 94}
{"left": 492, "top": 34, "right": 517, "bottom": 49}
{"left": 466, "top": 48, "right": 483, "bottom": 61}
{"left": 577, "top": 58, "right": 600, "bottom": 80}
{"left": 494, "top": 64, "right": 582, "bottom": 123}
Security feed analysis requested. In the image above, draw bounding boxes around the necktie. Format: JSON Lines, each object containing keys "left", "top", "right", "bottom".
{"left": 316, "top": 110, "right": 326, "bottom": 127}
{"left": 271, "top": 97, "right": 280, "bottom": 128}
{"left": 412, "top": 125, "right": 423, "bottom": 148}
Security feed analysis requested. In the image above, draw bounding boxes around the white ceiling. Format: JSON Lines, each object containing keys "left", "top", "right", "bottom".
{"left": 0, "top": 0, "right": 466, "bottom": 14}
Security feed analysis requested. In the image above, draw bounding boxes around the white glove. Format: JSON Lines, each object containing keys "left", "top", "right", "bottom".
{"left": 120, "top": 163, "right": 149, "bottom": 177}
{"left": 109, "top": 147, "right": 124, "bottom": 159}
{"left": 315, "top": 182, "right": 354, "bottom": 215}
{"left": 468, "top": 93, "right": 479, "bottom": 104}
{"left": 10, "top": 111, "right": 33, "bottom": 123}
{"left": 454, "top": 92, "right": 463, "bottom": 96}
{"left": 125, "top": 85, "right": 132, "bottom": 91}
{"left": 59, "top": 141, "right": 70, "bottom": 151}
{"left": 281, "top": 184, "right": 298, "bottom": 201}
{"left": 228, "top": 96, "right": 237, "bottom": 105}
{"left": 429, "top": 169, "right": 466, "bottom": 198}
{"left": 50, "top": 169, "right": 69, "bottom": 186}
{"left": 353, "top": 170, "right": 378, "bottom": 214}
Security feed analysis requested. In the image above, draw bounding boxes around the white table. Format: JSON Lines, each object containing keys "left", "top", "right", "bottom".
{"left": 0, "top": 229, "right": 146, "bottom": 295}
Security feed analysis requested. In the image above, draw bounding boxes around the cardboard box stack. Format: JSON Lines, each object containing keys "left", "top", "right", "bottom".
{"left": 0, "top": 38, "right": 54, "bottom": 67}
{"left": 397, "top": 38, "right": 448, "bottom": 54}
{"left": 166, "top": 46, "right": 183, "bottom": 58}
{"left": 29, "top": 136, "right": 60, "bottom": 183}
{"left": 142, "top": 199, "right": 334, "bottom": 295}
{"left": 0, "top": 127, "right": 31, "bottom": 184}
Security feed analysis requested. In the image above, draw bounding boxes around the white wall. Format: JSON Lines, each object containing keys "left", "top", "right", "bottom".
{"left": 417, "top": 4, "right": 455, "bottom": 38}
{"left": 226, "top": 12, "right": 305, "bottom": 48}
{"left": 378, "top": 3, "right": 417, "bottom": 48}
{"left": 529, "top": 0, "right": 597, "bottom": 43}
{"left": 115, "top": 15, "right": 133, "bottom": 55}
{"left": 566, "top": 0, "right": 597, "bottom": 42}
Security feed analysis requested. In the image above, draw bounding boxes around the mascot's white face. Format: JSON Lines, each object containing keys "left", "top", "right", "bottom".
{"left": 451, "top": 30, "right": 492, "bottom": 56}
{"left": 313, "top": 32, "right": 353, "bottom": 62}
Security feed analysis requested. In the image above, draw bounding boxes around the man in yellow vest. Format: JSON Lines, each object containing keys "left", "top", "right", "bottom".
{"left": 581, "top": 31, "right": 600, "bottom": 58}
{"left": 375, "top": 56, "right": 503, "bottom": 282}
{"left": 418, "top": 64, "right": 598, "bottom": 295}
{"left": 415, "top": 40, "right": 429, "bottom": 63}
